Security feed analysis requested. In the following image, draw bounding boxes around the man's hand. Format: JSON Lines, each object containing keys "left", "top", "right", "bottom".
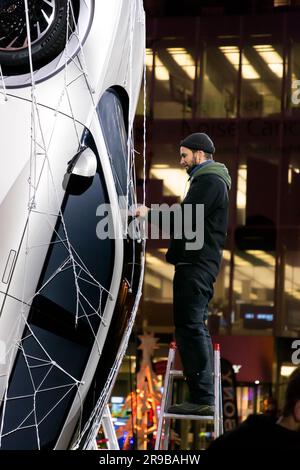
{"left": 134, "top": 205, "right": 149, "bottom": 218}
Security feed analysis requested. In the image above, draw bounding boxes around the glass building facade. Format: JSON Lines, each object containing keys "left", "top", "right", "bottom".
{"left": 106, "top": 4, "right": 300, "bottom": 439}
{"left": 134, "top": 9, "right": 300, "bottom": 347}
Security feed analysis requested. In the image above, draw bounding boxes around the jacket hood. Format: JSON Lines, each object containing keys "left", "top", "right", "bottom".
{"left": 190, "top": 161, "right": 231, "bottom": 190}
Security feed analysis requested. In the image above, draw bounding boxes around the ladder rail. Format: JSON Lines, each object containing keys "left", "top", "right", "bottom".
{"left": 101, "top": 404, "right": 120, "bottom": 450}
{"left": 155, "top": 344, "right": 176, "bottom": 450}
{"left": 218, "top": 360, "right": 224, "bottom": 436}
{"left": 214, "top": 344, "right": 223, "bottom": 439}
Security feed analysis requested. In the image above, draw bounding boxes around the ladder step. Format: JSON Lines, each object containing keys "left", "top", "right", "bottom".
{"left": 169, "top": 370, "right": 184, "bottom": 377}
{"left": 163, "top": 412, "right": 214, "bottom": 420}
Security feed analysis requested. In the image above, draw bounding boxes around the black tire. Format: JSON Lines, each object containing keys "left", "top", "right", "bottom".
{"left": 0, "top": 0, "right": 78, "bottom": 76}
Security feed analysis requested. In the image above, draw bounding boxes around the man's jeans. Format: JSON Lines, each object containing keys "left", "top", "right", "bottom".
{"left": 173, "top": 264, "right": 214, "bottom": 405}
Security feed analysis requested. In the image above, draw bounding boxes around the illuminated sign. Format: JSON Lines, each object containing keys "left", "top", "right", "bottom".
{"left": 240, "top": 305, "right": 274, "bottom": 329}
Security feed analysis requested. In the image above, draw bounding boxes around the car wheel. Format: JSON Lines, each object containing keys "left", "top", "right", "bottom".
{"left": 0, "top": 0, "right": 77, "bottom": 75}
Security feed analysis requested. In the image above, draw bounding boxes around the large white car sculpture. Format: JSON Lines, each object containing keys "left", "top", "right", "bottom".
{"left": 0, "top": 0, "right": 145, "bottom": 449}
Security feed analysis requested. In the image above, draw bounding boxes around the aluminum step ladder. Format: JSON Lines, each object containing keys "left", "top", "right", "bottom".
{"left": 89, "top": 404, "right": 120, "bottom": 450}
{"left": 101, "top": 404, "right": 120, "bottom": 449}
{"left": 155, "top": 342, "right": 223, "bottom": 450}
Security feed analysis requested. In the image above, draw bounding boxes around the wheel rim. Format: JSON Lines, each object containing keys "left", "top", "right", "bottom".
{"left": 0, "top": 0, "right": 57, "bottom": 51}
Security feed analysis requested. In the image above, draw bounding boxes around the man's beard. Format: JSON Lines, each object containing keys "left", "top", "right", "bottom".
{"left": 186, "top": 163, "right": 197, "bottom": 174}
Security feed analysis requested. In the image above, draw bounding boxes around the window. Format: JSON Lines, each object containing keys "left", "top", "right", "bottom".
{"left": 241, "top": 43, "right": 283, "bottom": 117}
{"left": 97, "top": 89, "right": 130, "bottom": 199}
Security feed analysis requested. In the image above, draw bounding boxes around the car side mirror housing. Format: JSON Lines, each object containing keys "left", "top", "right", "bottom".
{"left": 63, "top": 147, "right": 97, "bottom": 195}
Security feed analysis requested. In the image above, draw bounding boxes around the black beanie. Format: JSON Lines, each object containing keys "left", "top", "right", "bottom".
{"left": 180, "top": 132, "right": 215, "bottom": 154}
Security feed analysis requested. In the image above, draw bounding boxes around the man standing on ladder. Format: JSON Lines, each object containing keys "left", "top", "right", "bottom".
{"left": 136, "top": 133, "right": 231, "bottom": 416}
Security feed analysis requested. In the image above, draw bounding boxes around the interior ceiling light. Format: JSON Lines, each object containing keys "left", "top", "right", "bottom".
{"left": 150, "top": 168, "right": 187, "bottom": 197}
{"left": 274, "top": 0, "right": 291, "bottom": 7}
{"left": 237, "top": 166, "right": 247, "bottom": 210}
{"left": 167, "top": 47, "right": 196, "bottom": 80}
{"left": 219, "top": 46, "right": 260, "bottom": 80}
{"left": 253, "top": 44, "right": 283, "bottom": 78}
{"left": 222, "top": 250, "right": 231, "bottom": 261}
{"left": 281, "top": 365, "right": 297, "bottom": 377}
{"left": 145, "top": 48, "right": 169, "bottom": 81}
{"left": 152, "top": 164, "right": 170, "bottom": 169}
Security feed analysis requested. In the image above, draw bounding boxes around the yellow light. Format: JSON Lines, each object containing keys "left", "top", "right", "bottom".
{"left": 233, "top": 280, "right": 242, "bottom": 294}
{"left": 144, "top": 273, "right": 161, "bottom": 289}
{"left": 158, "top": 248, "right": 168, "bottom": 254}
{"left": 222, "top": 250, "right": 231, "bottom": 261}
{"left": 242, "top": 64, "right": 260, "bottom": 80}
{"left": 167, "top": 47, "right": 196, "bottom": 80}
{"left": 219, "top": 46, "right": 260, "bottom": 80}
{"left": 219, "top": 46, "right": 239, "bottom": 66}
{"left": 253, "top": 45, "right": 283, "bottom": 78}
{"left": 245, "top": 250, "right": 276, "bottom": 266}
{"left": 274, "top": 0, "right": 290, "bottom": 6}
{"left": 145, "top": 48, "right": 169, "bottom": 81}
{"left": 237, "top": 165, "right": 247, "bottom": 209}
{"left": 234, "top": 254, "right": 252, "bottom": 267}
{"left": 152, "top": 164, "right": 170, "bottom": 169}
{"left": 145, "top": 48, "right": 154, "bottom": 69}
{"left": 288, "top": 166, "right": 292, "bottom": 184}
{"left": 155, "top": 57, "right": 170, "bottom": 81}
{"left": 150, "top": 168, "right": 187, "bottom": 197}
{"left": 281, "top": 365, "right": 297, "bottom": 377}
{"left": 145, "top": 254, "right": 174, "bottom": 281}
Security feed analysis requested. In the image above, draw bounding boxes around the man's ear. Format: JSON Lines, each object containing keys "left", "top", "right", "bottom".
{"left": 197, "top": 150, "right": 205, "bottom": 163}
{"left": 294, "top": 400, "right": 300, "bottom": 422}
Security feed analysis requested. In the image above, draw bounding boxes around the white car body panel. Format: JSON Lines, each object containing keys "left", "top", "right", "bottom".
{"left": 0, "top": 0, "right": 145, "bottom": 449}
